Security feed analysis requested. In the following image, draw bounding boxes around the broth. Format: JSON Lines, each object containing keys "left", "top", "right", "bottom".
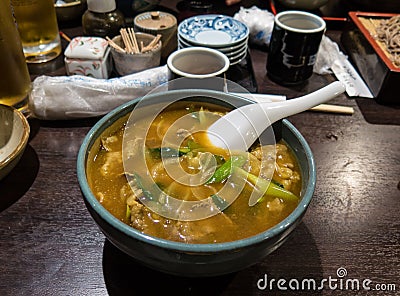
{"left": 87, "top": 101, "right": 302, "bottom": 244}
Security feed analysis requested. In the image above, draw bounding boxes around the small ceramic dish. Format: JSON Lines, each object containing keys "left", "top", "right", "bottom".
{"left": 230, "top": 52, "right": 247, "bottom": 66}
{"left": 178, "top": 35, "right": 248, "bottom": 53}
{"left": 178, "top": 14, "right": 249, "bottom": 47}
{"left": 223, "top": 43, "right": 247, "bottom": 57}
{"left": 54, "top": 0, "right": 86, "bottom": 22}
{"left": 229, "top": 46, "right": 247, "bottom": 60}
{"left": 214, "top": 37, "right": 248, "bottom": 53}
{"left": 176, "top": 41, "right": 246, "bottom": 66}
{"left": 0, "top": 104, "right": 30, "bottom": 181}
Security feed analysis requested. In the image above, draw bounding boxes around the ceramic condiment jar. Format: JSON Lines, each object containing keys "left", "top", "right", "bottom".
{"left": 64, "top": 36, "right": 112, "bottom": 79}
{"left": 134, "top": 11, "right": 177, "bottom": 60}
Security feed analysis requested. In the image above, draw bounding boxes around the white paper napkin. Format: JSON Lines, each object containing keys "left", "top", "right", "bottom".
{"left": 315, "top": 36, "right": 373, "bottom": 98}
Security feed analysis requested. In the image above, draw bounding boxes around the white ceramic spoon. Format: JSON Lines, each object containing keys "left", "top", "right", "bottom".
{"left": 207, "top": 81, "right": 346, "bottom": 151}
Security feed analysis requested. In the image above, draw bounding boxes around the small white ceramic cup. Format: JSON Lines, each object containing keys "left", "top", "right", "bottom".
{"left": 167, "top": 47, "right": 230, "bottom": 90}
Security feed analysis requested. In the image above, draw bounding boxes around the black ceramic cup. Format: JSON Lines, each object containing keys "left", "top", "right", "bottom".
{"left": 266, "top": 11, "right": 326, "bottom": 85}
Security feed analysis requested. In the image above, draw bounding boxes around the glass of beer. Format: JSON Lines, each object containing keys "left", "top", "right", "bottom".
{"left": 11, "top": 0, "right": 62, "bottom": 63}
{"left": 0, "top": 0, "right": 31, "bottom": 113}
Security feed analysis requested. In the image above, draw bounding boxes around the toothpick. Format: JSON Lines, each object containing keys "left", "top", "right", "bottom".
{"left": 149, "top": 34, "right": 162, "bottom": 47}
{"left": 120, "top": 29, "right": 134, "bottom": 53}
{"left": 128, "top": 28, "right": 139, "bottom": 54}
{"left": 141, "top": 34, "right": 162, "bottom": 52}
{"left": 106, "top": 36, "right": 126, "bottom": 53}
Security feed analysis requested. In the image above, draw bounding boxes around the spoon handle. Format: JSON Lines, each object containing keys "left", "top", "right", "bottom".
{"left": 264, "top": 81, "right": 346, "bottom": 122}
{"left": 207, "top": 81, "right": 346, "bottom": 151}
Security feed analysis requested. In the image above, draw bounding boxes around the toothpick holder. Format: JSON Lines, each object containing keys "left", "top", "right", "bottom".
{"left": 110, "top": 32, "right": 162, "bottom": 76}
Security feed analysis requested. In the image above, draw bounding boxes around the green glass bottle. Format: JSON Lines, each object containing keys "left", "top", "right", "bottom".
{"left": 82, "top": 0, "right": 125, "bottom": 38}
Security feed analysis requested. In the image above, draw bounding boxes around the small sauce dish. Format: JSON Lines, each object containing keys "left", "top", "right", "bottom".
{"left": 0, "top": 105, "right": 30, "bottom": 181}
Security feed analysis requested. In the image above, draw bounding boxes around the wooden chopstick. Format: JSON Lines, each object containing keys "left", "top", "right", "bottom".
{"left": 309, "top": 104, "right": 354, "bottom": 115}
{"left": 59, "top": 31, "right": 71, "bottom": 42}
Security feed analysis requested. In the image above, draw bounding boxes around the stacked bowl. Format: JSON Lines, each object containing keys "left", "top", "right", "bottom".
{"left": 178, "top": 14, "right": 249, "bottom": 66}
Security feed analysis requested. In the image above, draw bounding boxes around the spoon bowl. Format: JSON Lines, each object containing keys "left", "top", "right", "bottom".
{"left": 207, "top": 81, "right": 346, "bottom": 151}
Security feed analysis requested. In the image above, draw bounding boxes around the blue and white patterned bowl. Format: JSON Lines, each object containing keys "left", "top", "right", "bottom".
{"left": 178, "top": 14, "right": 249, "bottom": 47}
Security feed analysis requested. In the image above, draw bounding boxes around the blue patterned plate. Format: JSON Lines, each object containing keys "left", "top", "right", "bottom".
{"left": 178, "top": 14, "right": 249, "bottom": 47}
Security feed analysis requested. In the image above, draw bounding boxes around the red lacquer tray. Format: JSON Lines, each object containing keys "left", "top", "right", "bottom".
{"left": 341, "top": 12, "right": 400, "bottom": 104}
{"left": 348, "top": 11, "right": 400, "bottom": 72}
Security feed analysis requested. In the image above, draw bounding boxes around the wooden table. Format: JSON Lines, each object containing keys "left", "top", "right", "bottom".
{"left": 1, "top": 2, "right": 399, "bottom": 295}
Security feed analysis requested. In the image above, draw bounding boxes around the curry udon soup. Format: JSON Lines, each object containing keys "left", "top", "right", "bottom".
{"left": 87, "top": 101, "right": 302, "bottom": 244}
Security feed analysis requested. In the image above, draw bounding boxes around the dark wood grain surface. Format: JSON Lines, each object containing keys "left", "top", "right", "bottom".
{"left": 0, "top": 1, "right": 399, "bottom": 295}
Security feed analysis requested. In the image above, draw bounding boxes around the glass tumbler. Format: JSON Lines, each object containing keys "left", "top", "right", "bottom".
{"left": 11, "top": 0, "right": 62, "bottom": 63}
{"left": 0, "top": 0, "right": 31, "bottom": 113}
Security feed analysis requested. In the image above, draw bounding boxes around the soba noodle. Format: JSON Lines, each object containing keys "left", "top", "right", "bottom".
{"left": 376, "top": 15, "right": 400, "bottom": 67}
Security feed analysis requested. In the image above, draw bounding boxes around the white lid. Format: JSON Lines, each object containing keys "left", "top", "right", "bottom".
{"left": 87, "top": 0, "right": 116, "bottom": 13}
{"left": 64, "top": 36, "right": 109, "bottom": 60}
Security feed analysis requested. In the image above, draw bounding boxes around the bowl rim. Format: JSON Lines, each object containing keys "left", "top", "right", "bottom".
{"left": 0, "top": 104, "right": 30, "bottom": 168}
{"left": 274, "top": 10, "right": 326, "bottom": 34}
{"left": 77, "top": 89, "right": 316, "bottom": 253}
{"left": 167, "top": 47, "right": 230, "bottom": 79}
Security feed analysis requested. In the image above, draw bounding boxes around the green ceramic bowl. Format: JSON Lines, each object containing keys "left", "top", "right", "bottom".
{"left": 77, "top": 89, "right": 316, "bottom": 277}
